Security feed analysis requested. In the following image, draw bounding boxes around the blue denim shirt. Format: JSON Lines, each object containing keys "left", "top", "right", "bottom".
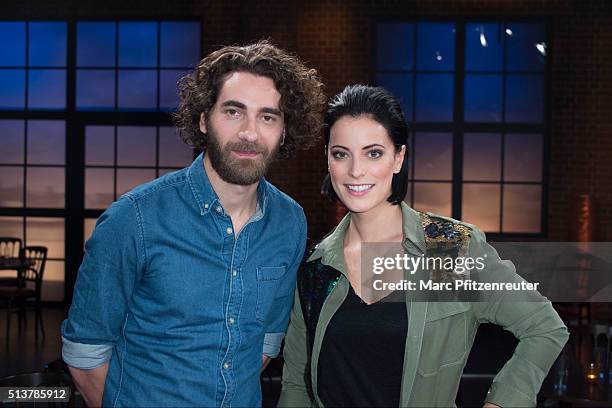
{"left": 61, "top": 153, "right": 306, "bottom": 407}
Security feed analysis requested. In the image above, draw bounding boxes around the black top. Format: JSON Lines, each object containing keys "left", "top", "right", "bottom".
{"left": 317, "top": 284, "right": 408, "bottom": 407}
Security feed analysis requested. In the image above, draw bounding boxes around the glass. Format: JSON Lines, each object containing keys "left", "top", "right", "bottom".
{"left": 505, "top": 75, "right": 544, "bottom": 123}
{"left": 0, "top": 216, "right": 23, "bottom": 241}
{"left": 0, "top": 167, "right": 24, "bottom": 207}
{"left": 160, "top": 22, "right": 200, "bottom": 67}
{"left": 0, "top": 120, "right": 25, "bottom": 164}
{"left": 158, "top": 168, "right": 179, "bottom": 177}
{"left": 464, "top": 74, "right": 502, "bottom": 122}
{"left": 77, "top": 22, "right": 116, "bottom": 67}
{"left": 27, "top": 120, "right": 65, "bottom": 165}
{"left": 462, "top": 183, "right": 500, "bottom": 232}
{"left": 0, "top": 69, "right": 26, "bottom": 109}
{"left": 117, "top": 126, "right": 156, "bottom": 166}
{"left": 26, "top": 167, "right": 65, "bottom": 208}
{"left": 43, "top": 259, "right": 64, "bottom": 281}
{"left": 502, "top": 184, "right": 541, "bottom": 233}
{"left": 413, "top": 182, "right": 451, "bottom": 217}
{"left": 413, "top": 132, "right": 452, "bottom": 180}
{"left": 25, "top": 216, "right": 65, "bottom": 258}
{"left": 76, "top": 70, "right": 115, "bottom": 110}
{"left": 0, "top": 22, "right": 26, "bottom": 66}
{"left": 415, "top": 74, "right": 453, "bottom": 122}
{"left": 505, "top": 23, "right": 546, "bottom": 72}
{"left": 159, "top": 127, "right": 192, "bottom": 167}
{"left": 29, "top": 22, "right": 67, "bottom": 67}
{"left": 117, "top": 70, "right": 157, "bottom": 110}
{"left": 117, "top": 169, "right": 156, "bottom": 196}
{"left": 504, "top": 133, "right": 543, "bottom": 182}
{"left": 85, "top": 126, "right": 115, "bottom": 165}
{"left": 465, "top": 23, "right": 503, "bottom": 72}
{"left": 463, "top": 133, "right": 501, "bottom": 181}
{"left": 85, "top": 168, "right": 114, "bottom": 209}
{"left": 83, "top": 218, "right": 98, "bottom": 249}
{"left": 159, "top": 70, "right": 186, "bottom": 110}
{"left": 376, "top": 73, "right": 413, "bottom": 120}
{"left": 118, "top": 22, "right": 157, "bottom": 67}
{"left": 416, "top": 23, "right": 455, "bottom": 71}
{"left": 28, "top": 69, "right": 66, "bottom": 110}
{"left": 376, "top": 23, "right": 414, "bottom": 71}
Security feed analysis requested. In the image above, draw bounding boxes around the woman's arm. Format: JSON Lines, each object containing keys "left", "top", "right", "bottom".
{"left": 469, "top": 228, "right": 569, "bottom": 408}
{"left": 277, "top": 289, "right": 313, "bottom": 407}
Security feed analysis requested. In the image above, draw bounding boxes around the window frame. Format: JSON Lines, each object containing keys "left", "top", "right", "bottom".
{"left": 373, "top": 17, "right": 551, "bottom": 240}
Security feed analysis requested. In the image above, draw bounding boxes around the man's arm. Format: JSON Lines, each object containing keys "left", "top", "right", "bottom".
{"left": 61, "top": 196, "right": 145, "bottom": 406}
{"left": 69, "top": 364, "right": 109, "bottom": 408}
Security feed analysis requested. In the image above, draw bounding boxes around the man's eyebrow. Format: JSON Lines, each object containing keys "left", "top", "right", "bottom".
{"left": 261, "top": 107, "right": 282, "bottom": 116}
{"left": 220, "top": 100, "right": 247, "bottom": 110}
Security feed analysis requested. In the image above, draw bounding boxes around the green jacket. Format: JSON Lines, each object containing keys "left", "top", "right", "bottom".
{"left": 278, "top": 203, "right": 568, "bottom": 407}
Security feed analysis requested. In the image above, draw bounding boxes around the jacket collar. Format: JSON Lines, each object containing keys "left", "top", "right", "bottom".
{"left": 308, "top": 202, "right": 427, "bottom": 274}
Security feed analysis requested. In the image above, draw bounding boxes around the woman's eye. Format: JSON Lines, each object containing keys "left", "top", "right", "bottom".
{"left": 331, "top": 151, "right": 348, "bottom": 159}
{"left": 368, "top": 150, "right": 383, "bottom": 159}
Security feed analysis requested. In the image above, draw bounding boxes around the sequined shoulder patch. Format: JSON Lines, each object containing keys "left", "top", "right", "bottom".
{"left": 419, "top": 212, "right": 472, "bottom": 280}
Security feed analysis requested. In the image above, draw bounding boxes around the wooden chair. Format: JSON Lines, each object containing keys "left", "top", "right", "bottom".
{"left": 0, "top": 246, "right": 48, "bottom": 341}
{"left": 0, "top": 237, "right": 22, "bottom": 287}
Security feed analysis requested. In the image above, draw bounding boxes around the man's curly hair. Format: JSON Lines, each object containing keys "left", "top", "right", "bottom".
{"left": 174, "top": 40, "right": 325, "bottom": 158}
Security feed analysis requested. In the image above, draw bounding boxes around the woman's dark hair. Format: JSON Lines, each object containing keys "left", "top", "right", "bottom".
{"left": 321, "top": 84, "right": 410, "bottom": 205}
{"left": 174, "top": 40, "right": 325, "bottom": 158}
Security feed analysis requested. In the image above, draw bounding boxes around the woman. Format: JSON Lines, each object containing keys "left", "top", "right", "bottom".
{"left": 278, "top": 85, "right": 568, "bottom": 407}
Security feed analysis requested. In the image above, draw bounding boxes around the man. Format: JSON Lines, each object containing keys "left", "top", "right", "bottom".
{"left": 61, "top": 41, "right": 325, "bottom": 407}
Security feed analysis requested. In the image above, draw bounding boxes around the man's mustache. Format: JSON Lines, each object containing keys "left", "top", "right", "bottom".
{"left": 227, "top": 142, "right": 267, "bottom": 154}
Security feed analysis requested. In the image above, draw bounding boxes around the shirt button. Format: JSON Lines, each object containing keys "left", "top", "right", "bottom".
{"left": 232, "top": 270, "right": 237, "bottom": 277}
{"left": 204, "top": 203, "right": 209, "bottom": 209}
{"left": 226, "top": 227, "right": 233, "bottom": 235}
{"left": 228, "top": 317, "right": 235, "bottom": 324}
{"left": 223, "top": 362, "right": 230, "bottom": 369}
{"left": 216, "top": 206, "right": 222, "bottom": 213}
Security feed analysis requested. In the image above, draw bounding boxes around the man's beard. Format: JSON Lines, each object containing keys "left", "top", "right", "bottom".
{"left": 206, "top": 126, "right": 280, "bottom": 186}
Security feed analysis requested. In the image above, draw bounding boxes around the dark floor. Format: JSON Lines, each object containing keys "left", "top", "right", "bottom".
{"left": 0, "top": 303, "right": 68, "bottom": 378}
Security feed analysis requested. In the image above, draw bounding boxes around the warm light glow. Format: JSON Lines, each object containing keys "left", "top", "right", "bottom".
{"left": 587, "top": 373, "right": 597, "bottom": 380}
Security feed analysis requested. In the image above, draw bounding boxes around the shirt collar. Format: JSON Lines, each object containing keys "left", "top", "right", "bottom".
{"left": 186, "top": 152, "right": 269, "bottom": 217}
{"left": 308, "top": 202, "right": 427, "bottom": 273}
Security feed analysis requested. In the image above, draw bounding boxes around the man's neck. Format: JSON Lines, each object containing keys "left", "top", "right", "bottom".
{"left": 203, "top": 154, "right": 259, "bottom": 221}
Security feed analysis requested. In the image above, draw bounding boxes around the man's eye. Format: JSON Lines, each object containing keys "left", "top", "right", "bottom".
{"left": 368, "top": 150, "right": 383, "bottom": 159}
{"left": 262, "top": 115, "right": 277, "bottom": 123}
{"left": 225, "top": 109, "right": 241, "bottom": 117}
{"left": 331, "top": 151, "right": 348, "bottom": 159}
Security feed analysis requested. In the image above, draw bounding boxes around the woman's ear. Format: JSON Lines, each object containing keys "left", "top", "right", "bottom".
{"left": 394, "top": 145, "right": 406, "bottom": 173}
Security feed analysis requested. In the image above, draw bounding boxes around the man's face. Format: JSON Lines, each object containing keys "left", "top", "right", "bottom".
{"left": 200, "top": 71, "right": 284, "bottom": 186}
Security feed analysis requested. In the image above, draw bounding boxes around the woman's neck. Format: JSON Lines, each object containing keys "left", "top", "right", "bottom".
{"left": 345, "top": 202, "right": 404, "bottom": 245}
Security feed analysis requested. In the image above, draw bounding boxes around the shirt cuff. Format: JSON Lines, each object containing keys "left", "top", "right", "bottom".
{"left": 263, "top": 332, "right": 285, "bottom": 358}
{"left": 62, "top": 336, "right": 113, "bottom": 369}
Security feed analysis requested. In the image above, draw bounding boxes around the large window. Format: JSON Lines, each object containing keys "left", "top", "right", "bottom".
{"left": 376, "top": 21, "right": 548, "bottom": 236}
{"left": 0, "top": 20, "right": 199, "bottom": 301}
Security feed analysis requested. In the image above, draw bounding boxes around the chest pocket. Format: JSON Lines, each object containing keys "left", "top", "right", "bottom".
{"left": 255, "top": 266, "right": 287, "bottom": 323}
{"left": 417, "top": 302, "right": 470, "bottom": 377}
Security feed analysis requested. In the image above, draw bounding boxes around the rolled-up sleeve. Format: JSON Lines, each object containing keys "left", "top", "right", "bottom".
{"left": 61, "top": 195, "right": 146, "bottom": 369}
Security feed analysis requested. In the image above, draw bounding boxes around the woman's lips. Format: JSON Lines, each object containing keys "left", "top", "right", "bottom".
{"left": 345, "top": 184, "right": 374, "bottom": 197}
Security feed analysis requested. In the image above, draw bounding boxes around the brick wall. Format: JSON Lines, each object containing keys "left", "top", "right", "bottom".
{"left": 5, "top": 0, "right": 612, "bottom": 241}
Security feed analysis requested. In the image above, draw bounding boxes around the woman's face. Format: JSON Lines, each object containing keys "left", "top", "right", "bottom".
{"left": 328, "top": 115, "right": 405, "bottom": 214}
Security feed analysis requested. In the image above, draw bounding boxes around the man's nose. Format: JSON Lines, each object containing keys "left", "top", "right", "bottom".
{"left": 238, "top": 118, "right": 258, "bottom": 142}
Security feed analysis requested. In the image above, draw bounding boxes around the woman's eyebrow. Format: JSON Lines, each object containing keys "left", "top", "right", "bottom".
{"left": 330, "top": 144, "right": 349, "bottom": 150}
{"left": 362, "top": 144, "right": 385, "bottom": 149}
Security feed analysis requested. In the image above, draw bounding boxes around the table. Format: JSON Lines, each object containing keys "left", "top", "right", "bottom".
{"left": 0, "top": 257, "right": 34, "bottom": 287}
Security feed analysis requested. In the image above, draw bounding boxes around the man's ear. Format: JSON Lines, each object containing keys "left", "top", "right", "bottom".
{"left": 199, "top": 113, "right": 207, "bottom": 134}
